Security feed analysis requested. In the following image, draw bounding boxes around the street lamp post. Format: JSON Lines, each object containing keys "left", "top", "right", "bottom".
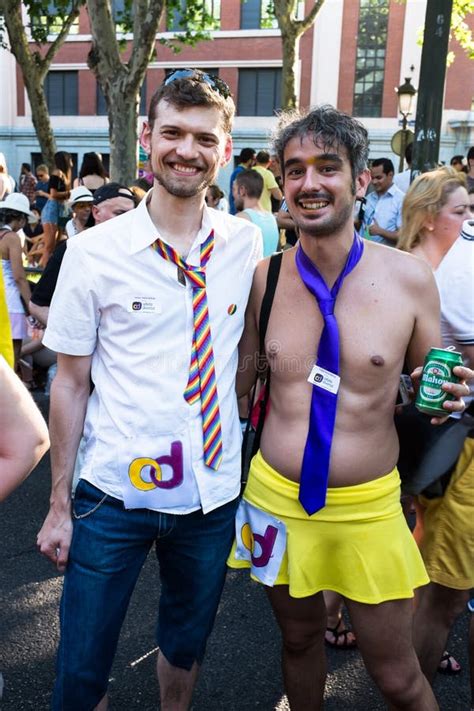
{"left": 395, "top": 77, "right": 417, "bottom": 172}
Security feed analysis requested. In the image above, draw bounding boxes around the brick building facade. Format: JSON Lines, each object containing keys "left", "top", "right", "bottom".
{"left": 0, "top": 0, "right": 473, "bottom": 189}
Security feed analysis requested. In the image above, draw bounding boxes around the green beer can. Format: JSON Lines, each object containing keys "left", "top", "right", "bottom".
{"left": 415, "top": 346, "right": 463, "bottom": 416}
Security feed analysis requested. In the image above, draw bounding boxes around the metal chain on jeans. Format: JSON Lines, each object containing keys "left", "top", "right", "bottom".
{"left": 72, "top": 493, "right": 108, "bottom": 519}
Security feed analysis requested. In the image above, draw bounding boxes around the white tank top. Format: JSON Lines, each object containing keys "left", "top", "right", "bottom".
{"left": 0, "top": 228, "right": 25, "bottom": 313}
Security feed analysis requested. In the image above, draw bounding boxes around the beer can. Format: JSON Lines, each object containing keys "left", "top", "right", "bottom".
{"left": 415, "top": 347, "right": 463, "bottom": 416}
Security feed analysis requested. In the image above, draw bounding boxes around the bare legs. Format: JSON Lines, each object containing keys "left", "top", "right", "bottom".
{"left": 345, "top": 597, "right": 438, "bottom": 710}
{"left": 39, "top": 222, "right": 58, "bottom": 267}
{"left": 94, "top": 695, "right": 108, "bottom": 711}
{"left": 266, "top": 586, "right": 327, "bottom": 711}
{"left": 267, "top": 586, "right": 437, "bottom": 711}
{"left": 323, "top": 590, "right": 356, "bottom": 647}
{"left": 413, "top": 582, "right": 469, "bottom": 682}
{"left": 157, "top": 652, "right": 199, "bottom": 711}
{"left": 90, "top": 652, "right": 199, "bottom": 710}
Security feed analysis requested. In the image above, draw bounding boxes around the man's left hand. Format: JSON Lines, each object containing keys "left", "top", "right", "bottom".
{"left": 410, "top": 364, "right": 473, "bottom": 424}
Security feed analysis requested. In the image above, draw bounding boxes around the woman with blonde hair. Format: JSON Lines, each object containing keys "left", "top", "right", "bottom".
{"left": 398, "top": 166, "right": 468, "bottom": 258}
{"left": 398, "top": 166, "right": 473, "bottom": 682}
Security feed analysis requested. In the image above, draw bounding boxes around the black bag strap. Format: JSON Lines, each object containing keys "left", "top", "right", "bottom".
{"left": 258, "top": 251, "right": 283, "bottom": 365}
{"left": 242, "top": 252, "right": 283, "bottom": 472}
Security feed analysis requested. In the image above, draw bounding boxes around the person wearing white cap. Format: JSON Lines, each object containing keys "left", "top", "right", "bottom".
{"left": 65, "top": 186, "right": 94, "bottom": 239}
{"left": 0, "top": 193, "right": 35, "bottom": 370}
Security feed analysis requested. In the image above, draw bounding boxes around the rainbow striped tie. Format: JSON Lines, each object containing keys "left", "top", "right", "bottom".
{"left": 152, "top": 231, "right": 223, "bottom": 470}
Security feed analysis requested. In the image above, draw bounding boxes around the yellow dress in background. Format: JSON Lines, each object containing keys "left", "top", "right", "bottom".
{"left": 0, "top": 260, "right": 14, "bottom": 367}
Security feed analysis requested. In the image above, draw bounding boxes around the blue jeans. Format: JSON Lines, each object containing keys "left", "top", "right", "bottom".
{"left": 52, "top": 480, "right": 238, "bottom": 711}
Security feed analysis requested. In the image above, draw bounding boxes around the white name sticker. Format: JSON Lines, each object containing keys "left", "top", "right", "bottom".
{"left": 307, "top": 364, "right": 340, "bottom": 394}
{"left": 127, "top": 296, "right": 161, "bottom": 314}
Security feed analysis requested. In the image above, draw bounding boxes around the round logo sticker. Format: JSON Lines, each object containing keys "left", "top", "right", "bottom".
{"left": 227, "top": 304, "right": 237, "bottom": 315}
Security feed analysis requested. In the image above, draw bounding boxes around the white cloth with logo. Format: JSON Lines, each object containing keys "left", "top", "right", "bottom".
{"left": 44, "top": 194, "right": 262, "bottom": 513}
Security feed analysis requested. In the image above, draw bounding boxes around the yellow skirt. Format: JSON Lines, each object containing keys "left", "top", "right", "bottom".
{"left": 228, "top": 450, "right": 429, "bottom": 603}
{"left": 418, "top": 438, "right": 474, "bottom": 590}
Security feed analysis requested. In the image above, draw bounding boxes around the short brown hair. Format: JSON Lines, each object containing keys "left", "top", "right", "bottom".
{"left": 148, "top": 70, "right": 235, "bottom": 134}
{"left": 234, "top": 169, "right": 264, "bottom": 199}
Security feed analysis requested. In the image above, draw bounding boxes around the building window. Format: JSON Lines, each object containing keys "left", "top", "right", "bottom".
{"left": 237, "top": 68, "right": 282, "bottom": 116}
{"left": 111, "top": 0, "right": 126, "bottom": 21}
{"left": 167, "top": 0, "right": 220, "bottom": 32}
{"left": 96, "top": 80, "right": 147, "bottom": 116}
{"left": 30, "top": 1, "right": 79, "bottom": 35}
{"left": 240, "top": 0, "right": 277, "bottom": 29}
{"left": 45, "top": 71, "right": 78, "bottom": 115}
{"left": 353, "top": 0, "right": 389, "bottom": 118}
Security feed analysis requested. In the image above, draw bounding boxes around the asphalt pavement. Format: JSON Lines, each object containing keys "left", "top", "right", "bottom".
{"left": 0, "top": 393, "right": 471, "bottom": 710}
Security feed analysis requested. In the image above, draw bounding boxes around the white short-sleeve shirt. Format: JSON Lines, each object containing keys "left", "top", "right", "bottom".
{"left": 435, "top": 233, "right": 474, "bottom": 403}
{"left": 44, "top": 194, "right": 262, "bottom": 514}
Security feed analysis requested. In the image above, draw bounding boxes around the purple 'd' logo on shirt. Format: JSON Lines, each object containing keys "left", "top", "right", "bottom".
{"left": 241, "top": 522, "right": 279, "bottom": 568}
{"left": 132, "top": 301, "right": 142, "bottom": 311}
{"left": 129, "top": 441, "right": 184, "bottom": 491}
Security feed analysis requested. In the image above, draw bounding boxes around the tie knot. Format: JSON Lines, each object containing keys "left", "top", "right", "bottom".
{"left": 187, "top": 268, "right": 206, "bottom": 289}
{"left": 319, "top": 298, "right": 335, "bottom": 316}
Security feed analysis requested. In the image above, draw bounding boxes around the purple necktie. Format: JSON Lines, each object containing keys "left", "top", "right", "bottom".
{"left": 295, "top": 233, "right": 364, "bottom": 515}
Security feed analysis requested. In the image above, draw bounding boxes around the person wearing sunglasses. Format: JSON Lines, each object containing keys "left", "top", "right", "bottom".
{"left": 37, "top": 69, "right": 262, "bottom": 710}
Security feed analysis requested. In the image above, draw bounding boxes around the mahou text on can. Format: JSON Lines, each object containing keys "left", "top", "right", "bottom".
{"left": 415, "top": 347, "right": 463, "bottom": 416}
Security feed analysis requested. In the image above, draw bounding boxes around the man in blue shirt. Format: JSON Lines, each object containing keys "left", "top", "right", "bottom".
{"left": 228, "top": 147, "right": 256, "bottom": 214}
{"left": 362, "top": 158, "right": 404, "bottom": 247}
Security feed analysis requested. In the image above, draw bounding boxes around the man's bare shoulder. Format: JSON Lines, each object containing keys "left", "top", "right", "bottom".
{"left": 252, "top": 247, "right": 294, "bottom": 300}
{"left": 365, "top": 241, "right": 434, "bottom": 288}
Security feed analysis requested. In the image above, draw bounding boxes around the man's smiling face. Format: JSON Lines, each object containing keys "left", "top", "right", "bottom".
{"left": 282, "top": 135, "right": 366, "bottom": 238}
{"left": 140, "top": 100, "right": 232, "bottom": 199}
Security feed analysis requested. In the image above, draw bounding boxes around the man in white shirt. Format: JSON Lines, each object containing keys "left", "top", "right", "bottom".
{"left": 393, "top": 142, "right": 413, "bottom": 194}
{"left": 362, "top": 157, "right": 404, "bottom": 246}
{"left": 37, "top": 69, "right": 262, "bottom": 711}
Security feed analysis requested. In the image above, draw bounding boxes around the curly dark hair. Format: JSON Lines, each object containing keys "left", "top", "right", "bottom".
{"left": 272, "top": 104, "right": 369, "bottom": 184}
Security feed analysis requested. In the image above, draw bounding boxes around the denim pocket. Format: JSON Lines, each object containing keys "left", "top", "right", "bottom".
{"left": 72, "top": 479, "right": 109, "bottom": 520}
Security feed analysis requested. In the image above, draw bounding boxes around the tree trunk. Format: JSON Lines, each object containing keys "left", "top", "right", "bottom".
{"left": 1, "top": 0, "right": 83, "bottom": 169}
{"left": 22, "top": 73, "right": 57, "bottom": 168}
{"left": 107, "top": 85, "right": 140, "bottom": 184}
{"left": 281, "top": 29, "right": 300, "bottom": 110}
{"left": 273, "top": 0, "right": 326, "bottom": 111}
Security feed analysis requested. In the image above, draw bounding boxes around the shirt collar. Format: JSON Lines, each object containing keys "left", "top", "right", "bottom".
{"left": 128, "top": 190, "right": 229, "bottom": 255}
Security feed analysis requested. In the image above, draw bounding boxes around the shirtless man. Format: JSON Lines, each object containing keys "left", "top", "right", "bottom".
{"left": 229, "top": 106, "right": 471, "bottom": 710}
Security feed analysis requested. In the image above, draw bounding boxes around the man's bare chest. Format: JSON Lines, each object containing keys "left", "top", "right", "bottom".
{"left": 264, "top": 273, "right": 414, "bottom": 386}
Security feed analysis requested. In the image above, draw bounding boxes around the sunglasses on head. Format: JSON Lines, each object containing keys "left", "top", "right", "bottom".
{"left": 164, "top": 69, "right": 231, "bottom": 99}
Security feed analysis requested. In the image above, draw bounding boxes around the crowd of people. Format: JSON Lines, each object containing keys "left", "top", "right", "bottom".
{"left": 1, "top": 69, "right": 473, "bottom": 710}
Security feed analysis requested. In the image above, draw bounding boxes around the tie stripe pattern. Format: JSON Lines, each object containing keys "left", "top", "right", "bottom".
{"left": 152, "top": 231, "right": 223, "bottom": 470}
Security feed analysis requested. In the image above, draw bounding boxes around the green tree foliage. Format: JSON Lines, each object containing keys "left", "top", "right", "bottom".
{"left": 0, "top": 0, "right": 84, "bottom": 167}
{"left": 0, "top": 0, "right": 214, "bottom": 181}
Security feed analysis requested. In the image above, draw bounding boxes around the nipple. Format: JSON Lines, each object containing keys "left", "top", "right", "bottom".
{"left": 267, "top": 339, "right": 281, "bottom": 358}
{"left": 370, "top": 355, "right": 385, "bottom": 367}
